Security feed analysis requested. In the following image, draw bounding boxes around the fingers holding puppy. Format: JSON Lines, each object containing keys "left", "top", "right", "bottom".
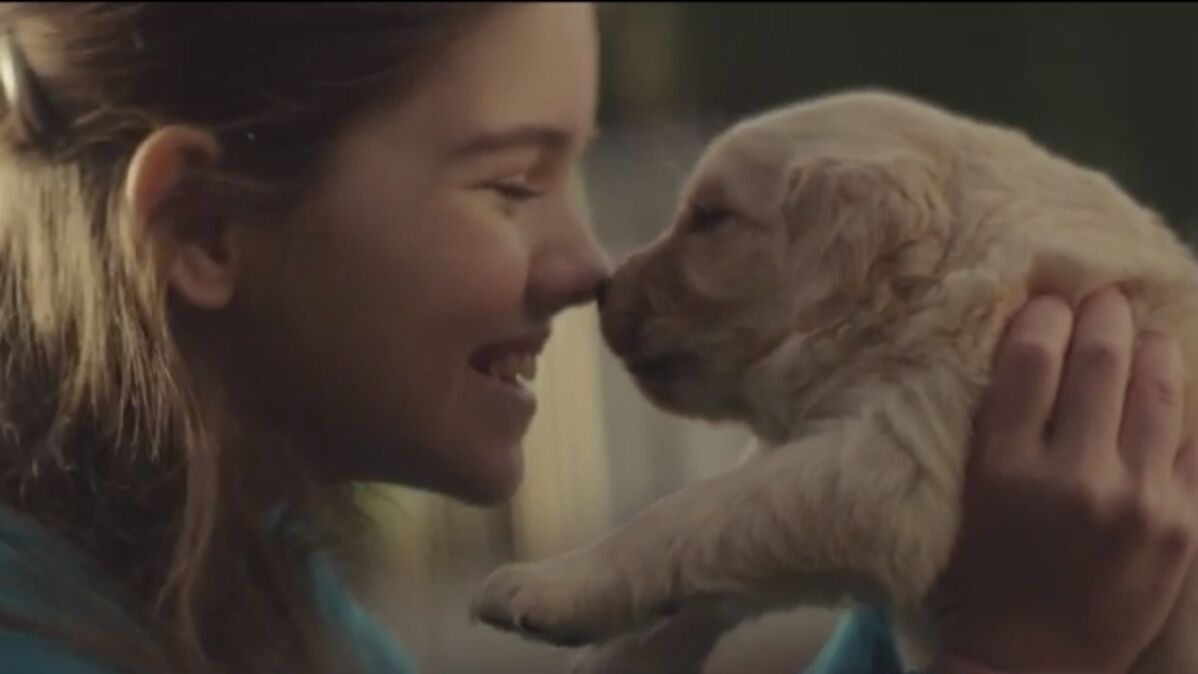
{"left": 1119, "top": 329, "right": 1186, "bottom": 484}
{"left": 946, "top": 287, "right": 1198, "bottom": 672}
{"left": 973, "top": 294, "right": 1073, "bottom": 468}
{"left": 1049, "top": 287, "right": 1137, "bottom": 468}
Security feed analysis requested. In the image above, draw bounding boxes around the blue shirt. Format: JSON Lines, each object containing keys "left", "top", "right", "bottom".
{"left": 805, "top": 607, "right": 905, "bottom": 674}
{"left": 0, "top": 504, "right": 906, "bottom": 674}
{"left": 0, "top": 508, "right": 418, "bottom": 674}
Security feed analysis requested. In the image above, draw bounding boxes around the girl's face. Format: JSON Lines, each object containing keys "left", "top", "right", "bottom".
{"left": 227, "top": 3, "right": 607, "bottom": 503}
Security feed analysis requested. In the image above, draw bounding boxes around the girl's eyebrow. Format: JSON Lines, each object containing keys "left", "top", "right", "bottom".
{"left": 449, "top": 124, "right": 601, "bottom": 159}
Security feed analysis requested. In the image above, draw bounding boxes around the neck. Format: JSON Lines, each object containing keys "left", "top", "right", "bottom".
{"left": 738, "top": 301, "right": 885, "bottom": 444}
{"left": 738, "top": 332, "right": 818, "bottom": 443}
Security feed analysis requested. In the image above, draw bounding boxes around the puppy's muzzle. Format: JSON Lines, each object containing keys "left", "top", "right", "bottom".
{"left": 598, "top": 253, "right": 656, "bottom": 357}
{"left": 599, "top": 305, "right": 646, "bottom": 357}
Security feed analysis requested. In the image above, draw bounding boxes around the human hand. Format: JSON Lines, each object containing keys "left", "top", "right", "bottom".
{"left": 930, "top": 288, "right": 1198, "bottom": 674}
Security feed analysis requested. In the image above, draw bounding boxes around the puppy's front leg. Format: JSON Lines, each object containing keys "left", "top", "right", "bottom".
{"left": 569, "top": 443, "right": 766, "bottom": 674}
{"left": 472, "top": 421, "right": 961, "bottom": 646}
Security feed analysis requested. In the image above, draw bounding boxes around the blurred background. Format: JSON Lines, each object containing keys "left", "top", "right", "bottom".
{"left": 356, "top": 3, "right": 1198, "bottom": 672}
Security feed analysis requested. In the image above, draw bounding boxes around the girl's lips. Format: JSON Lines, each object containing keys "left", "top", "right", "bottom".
{"left": 466, "top": 362, "right": 536, "bottom": 417}
{"left": 464, "top": 329, "right": 550, "bottom": 433}
{"left": 468, "top": 329, "right": 550, "bottom": 385}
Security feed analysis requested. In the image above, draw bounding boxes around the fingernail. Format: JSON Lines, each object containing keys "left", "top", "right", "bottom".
{"left": 1011, "top": 295, "right": 1072, "bottom": 334}
{"left": 1091, "top": 284, "right": 1129, "bottom": 307}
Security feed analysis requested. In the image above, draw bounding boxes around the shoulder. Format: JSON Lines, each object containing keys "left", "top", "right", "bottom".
{"left": 0, "top": 510, "right": 133, "bottom": 672}
{"left": 0, "top": 628, "right": 123, "bottom": 674}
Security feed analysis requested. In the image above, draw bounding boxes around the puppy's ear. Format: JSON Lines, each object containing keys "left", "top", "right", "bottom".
{"left": 784, "top": 155, "right": 948, "bottom": 294}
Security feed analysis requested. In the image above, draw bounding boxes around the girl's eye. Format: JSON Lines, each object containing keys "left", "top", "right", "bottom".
{"left": 491, "top": 182, "right": 544, "bottom": 202}
{"left": 688, "top": 201, "right": 731, "bottom": 233}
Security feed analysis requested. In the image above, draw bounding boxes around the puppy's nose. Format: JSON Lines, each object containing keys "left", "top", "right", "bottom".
{"left": 594, "top": 279, "right": 611, "bottom": 310}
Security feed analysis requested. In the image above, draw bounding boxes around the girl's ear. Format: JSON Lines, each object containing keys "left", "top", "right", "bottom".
{"left": 125, "top": 125, "right": 238, "bottom": 310}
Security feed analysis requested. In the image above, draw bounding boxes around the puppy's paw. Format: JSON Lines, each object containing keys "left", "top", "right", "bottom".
{"left": 471, "top": 554, "right": 642, "bottom": 647}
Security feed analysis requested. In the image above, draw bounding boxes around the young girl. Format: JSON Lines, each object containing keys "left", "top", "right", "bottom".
{"left": 0, "top": 4, "right": 1190, "bottom": 674}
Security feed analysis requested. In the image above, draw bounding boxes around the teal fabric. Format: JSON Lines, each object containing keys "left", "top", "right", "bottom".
{"left": 0, "top": 631, "right": 117, "bottom": 674}
{"left": 804, "top": 607, "right": 905, "bottom": 674}
{"left": 0, "top": 502, "right": 901, "bottom": 674}
{"left": 0, "top": 508, "right": 418, "bottom": 674}
{"left": 309, "top": 547, "right": 419, "bottom": 674}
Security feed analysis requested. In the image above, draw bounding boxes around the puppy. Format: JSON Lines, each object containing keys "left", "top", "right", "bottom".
{"left": 472, "top": 89, "right": 1198, "bottom": 673}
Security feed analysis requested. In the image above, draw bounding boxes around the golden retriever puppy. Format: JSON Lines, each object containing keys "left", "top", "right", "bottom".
{"left": 471, "top": 89, "right": 1198, "bottom": 673}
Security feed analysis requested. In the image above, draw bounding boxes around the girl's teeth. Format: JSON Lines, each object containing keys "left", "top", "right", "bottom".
{"left": 482, "top": 353, "right": 537, "bottom": 386}
{"left": 486, "top": 354, "right": 533, "bottom": 385}
{"left": 517, "top": 355, "right": 537, "bottom": 382}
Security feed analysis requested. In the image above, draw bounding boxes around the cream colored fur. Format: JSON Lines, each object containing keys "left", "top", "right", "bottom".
{"left": 471, "top": 90, "right": 1198, "bottom": 674}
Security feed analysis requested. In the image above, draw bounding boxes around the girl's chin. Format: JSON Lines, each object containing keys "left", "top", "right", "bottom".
{"left": 436, "top": 443, "right": 526, "bottom": 506}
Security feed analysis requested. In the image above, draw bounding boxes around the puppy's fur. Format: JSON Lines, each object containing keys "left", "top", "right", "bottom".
{"left": 472, "top": 90, "right": 1198, "bottom": 673}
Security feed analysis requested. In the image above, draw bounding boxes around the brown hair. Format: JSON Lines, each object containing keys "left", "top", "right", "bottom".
{"left": 0, "top": 3, "right": 498, "bottom": 673}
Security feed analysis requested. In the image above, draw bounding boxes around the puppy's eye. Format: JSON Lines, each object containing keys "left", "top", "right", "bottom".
{"left": 688, "top": 202, "right": 731, "bottom": 233}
